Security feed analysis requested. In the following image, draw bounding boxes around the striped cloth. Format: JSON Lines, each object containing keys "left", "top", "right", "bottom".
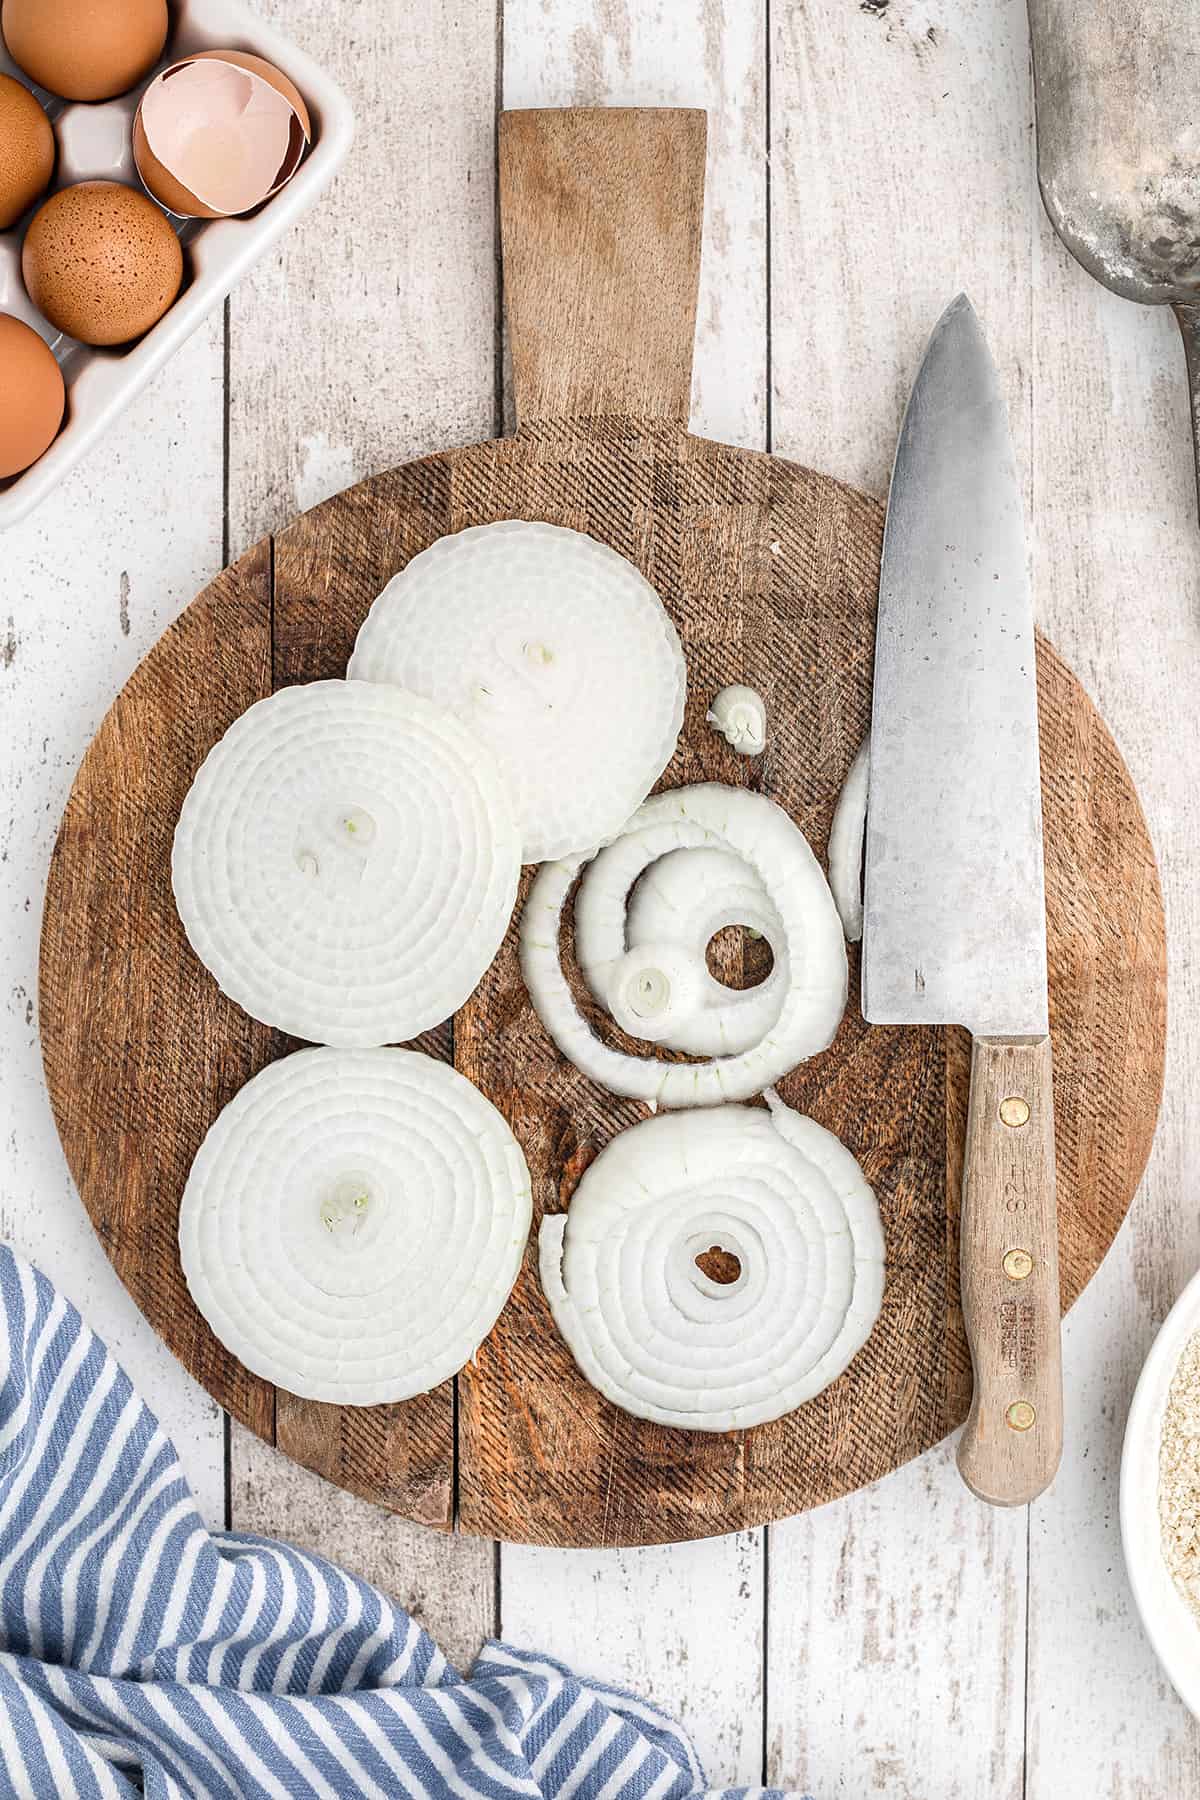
{"left": 0, "top": 1245, "right": 796, "bottom": 1800}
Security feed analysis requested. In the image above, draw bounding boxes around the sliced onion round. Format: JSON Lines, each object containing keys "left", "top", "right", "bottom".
{"left": 179, "top": 1047, "right": 532, "bottom": 1405}
{"left": 828, "top": 736, "right": 869, "bottom": 944}
{"left": 540, "top": 1093, "right": 884, "bottom": 1430}
{"left": 348, "top": 521, "right": 687, "bottom": 863}
{"left": 521, "top": 784, "right": 847, "bottom": 1107}
{"left": 172, "top": 680, "right": 521, "bottom": 1048}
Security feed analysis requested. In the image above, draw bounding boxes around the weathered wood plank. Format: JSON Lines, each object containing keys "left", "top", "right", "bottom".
{"left": 495, "top": 9, "right": 768, "bottom": 1770}
{"left": 231, "top": 1437, "right": 497, "bottom": 1674}
{"left": 0, "top": 321, "right": 229, "bottom": 1526}
{"left": 40, "top": 541, "right": 278, "bottom": 1446}
{"left": 226, "top": 0, "right": 500, "bottom": 553}
{"left": 224, "top": 0, "right": 499, "bottom": 1620}
{"left": 1024, "top": 216, "right": 1200, "bottom": 1797}
{"left": 768, "top": 1444, "right": 1026, "bottom": 1800}
{"left": 503, "top": 0, "right": 767, "bottom": 450}
{"left": 502, "top": 1532, "right": 766, "bottom": 1784}
{"left": 766, "top": 3, "right": 1035, "bottom": 1791}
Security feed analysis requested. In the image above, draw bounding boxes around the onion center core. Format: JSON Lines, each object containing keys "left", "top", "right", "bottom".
{"left": 320, "top": 1170, "right": 375, "bottom": 1241}
{"left": 338, "top": 804, "right": 377, "bottom": 845}
{"left": 626, "top": 966, "right": 673, "bottom": 1020}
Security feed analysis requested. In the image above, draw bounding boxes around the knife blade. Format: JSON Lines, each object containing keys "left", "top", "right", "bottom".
{"left": 862, "top": 294, "right": 1062, "bottom": 1507}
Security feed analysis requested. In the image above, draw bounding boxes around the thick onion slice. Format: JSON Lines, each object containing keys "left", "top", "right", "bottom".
{"left": 540, "top": 1093, "right": 884, "bottom": 1430}
{"left": 521, "top": 784, "right": 847, "bottom": 1106}
{"left": 828, "top": 736, "right": 869, "bottom": 944}
{"left": 348, "top": 521, "right": 687, "bottom": 863}
{"left": 172, "top": 680, "right": 521, "bottom": 1048}
{"left": 578, "top": 842, "right": 786, "bottom": 1057}
{"left": 179, "top": 1047, "right": 533, "bottom": 1405}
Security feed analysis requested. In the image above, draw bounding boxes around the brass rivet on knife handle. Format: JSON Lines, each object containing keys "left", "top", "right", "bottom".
{"left": 956, "top": 1035, "right": 1064, "bottom": 1507}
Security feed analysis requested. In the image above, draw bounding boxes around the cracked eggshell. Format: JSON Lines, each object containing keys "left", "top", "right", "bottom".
{"left": 133, "top": 50, "right": 311, "bottom": 221}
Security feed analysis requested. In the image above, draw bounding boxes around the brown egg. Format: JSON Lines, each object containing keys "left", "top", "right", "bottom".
{"left": 0, "top": 73, "right": 53, "bottom": 230}
{"left": 0, "top": 313, "right": 64, "bottom": 478}
{"left": 23, "top": 181, "right": 183, "bottom": 347}
{"left": 1, "top": 0, "right": 168, "bottom": 103}
{"left": 133, "top": 50, "right": 311, "bottom": 221}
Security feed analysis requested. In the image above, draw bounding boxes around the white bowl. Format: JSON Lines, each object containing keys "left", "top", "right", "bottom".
{"left": 1121, "top": 1262, "right": 1200, "bottom": 1716}
{"left": 0, "top": 0, "right": 354, "bottom": 529}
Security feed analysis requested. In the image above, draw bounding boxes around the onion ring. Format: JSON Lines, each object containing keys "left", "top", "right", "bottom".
{"left": 578, "top": 843, "right": 786, "bottom": 1057}
{"left": 540, "top": 1092, "right": 884, "bottom": 1430}
{"left": 828, "top": 736, "right": 869, "bottom": 944}
{"left": 521, "top": 784, "right": 847, "bottom": 1106}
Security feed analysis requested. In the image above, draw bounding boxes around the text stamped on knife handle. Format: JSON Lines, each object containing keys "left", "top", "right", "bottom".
{"left": 957, "top": 1034, "right": 1063, "bottom": 1506}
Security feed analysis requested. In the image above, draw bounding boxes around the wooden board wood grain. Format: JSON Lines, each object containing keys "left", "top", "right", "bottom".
{"left": 38, "top": 107, "right": 1166, "bottom": 1549}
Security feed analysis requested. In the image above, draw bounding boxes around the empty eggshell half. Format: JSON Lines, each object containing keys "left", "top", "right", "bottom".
{"left": 133, "top": 50, "right": 311, "bottom": 220}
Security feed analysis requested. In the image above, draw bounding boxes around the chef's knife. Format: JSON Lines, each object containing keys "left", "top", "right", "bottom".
{"left": 862, "top": 294, "right": 1062, "bottom": 1507}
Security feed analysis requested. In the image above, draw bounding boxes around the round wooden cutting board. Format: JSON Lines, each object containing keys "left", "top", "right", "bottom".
{"left": 39, "top": 109, "right": 1167, "bottom": 1548}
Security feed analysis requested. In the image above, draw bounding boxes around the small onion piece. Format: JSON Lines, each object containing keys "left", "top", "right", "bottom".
{"left": 828, "top": 736, "right": 870, "bottom": 944}
{"left": 707, "top": 683, "right": 767, "bottom": 755}
{"left": 172, "top": 680, "right": 521, "bottom": 1048}
{"left": 540, "top": 1093, "right": 884, "bottom": 1430}
{"left": 349, "top": 521, "right": 687, "bottom": 863}
{"left": 179, "top": 1047, "right": 533, "bottom": 1405}
{"left": 579, "top": 842, "right": 787, "bottom": 1057}
{"left": 521, "top": 783, "right": 847, "bottom": 1107}
{"left": 604, "top": 942, "right": 706, "bottom": 1044}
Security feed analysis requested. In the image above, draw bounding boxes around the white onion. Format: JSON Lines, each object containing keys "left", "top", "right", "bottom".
{"left": 348, "top": 521, "right": 687, "bottom": 863}
{"left": 172, "top": 680, "right": 521, "bottom": 1049}
{"left": 828, "top": 736, "right": 869, "bottom": 944}
{"left": 603, "top": 941, "right": 706, "bottom": 1044}
{"left": 706, "top": 684, "right": 767, "bottom": 755}
{"left": 179, "top": 1047, "right": 532, "bottom": 1405}
{"left": 540, "top": 1092, "right": 884, "bottom": 1430}
{"left": 580, "top": 843, "right": 786, "bottom": 1057}
{"left": 520, "top": 784, "right": 847, "bottom": 1107}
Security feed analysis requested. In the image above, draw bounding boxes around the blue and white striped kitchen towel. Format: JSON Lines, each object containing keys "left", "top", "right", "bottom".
{"left": 0, "top": 1243, "right": 795, "bottom": 1800}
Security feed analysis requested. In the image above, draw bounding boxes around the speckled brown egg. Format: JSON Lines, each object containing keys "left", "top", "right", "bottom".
{"left": 22, "top": 181, "right": 183, "bottom": 347}
{"left": 0, "top": 313, "right": 64, "bottom": 478}
{"left": 1, "top": 0, "right": 168, "bottom": 103}
{"left": 0, "top": 73, "right": 54, "bottom": 230}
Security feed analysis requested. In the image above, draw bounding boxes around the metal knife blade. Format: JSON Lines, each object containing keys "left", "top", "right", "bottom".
{"left": 862, "top": 293, "right": 1048, "bottom": 1039}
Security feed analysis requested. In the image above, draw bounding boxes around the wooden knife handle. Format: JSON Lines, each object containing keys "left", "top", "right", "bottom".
{"left": 956, "top": 1034, "right": 1063, "bottom": 1506}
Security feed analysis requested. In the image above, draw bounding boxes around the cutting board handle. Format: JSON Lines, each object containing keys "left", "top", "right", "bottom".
{"left": 499, "top": 108, "right": 707, "bottom": 427}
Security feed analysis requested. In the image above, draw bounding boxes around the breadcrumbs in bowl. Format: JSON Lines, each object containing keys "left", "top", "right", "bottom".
{"left": 1122, "top": 1265, "right": 1200, "bottom": 1718}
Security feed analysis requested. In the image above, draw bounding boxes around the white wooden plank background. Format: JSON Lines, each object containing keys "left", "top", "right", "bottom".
{"left": 3, "top": 0, "right": 1200, "bottom": 1792}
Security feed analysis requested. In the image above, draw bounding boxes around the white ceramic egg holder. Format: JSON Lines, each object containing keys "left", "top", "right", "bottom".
{"left": 0, "top": 0, "right": 353, "bottom": 529}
